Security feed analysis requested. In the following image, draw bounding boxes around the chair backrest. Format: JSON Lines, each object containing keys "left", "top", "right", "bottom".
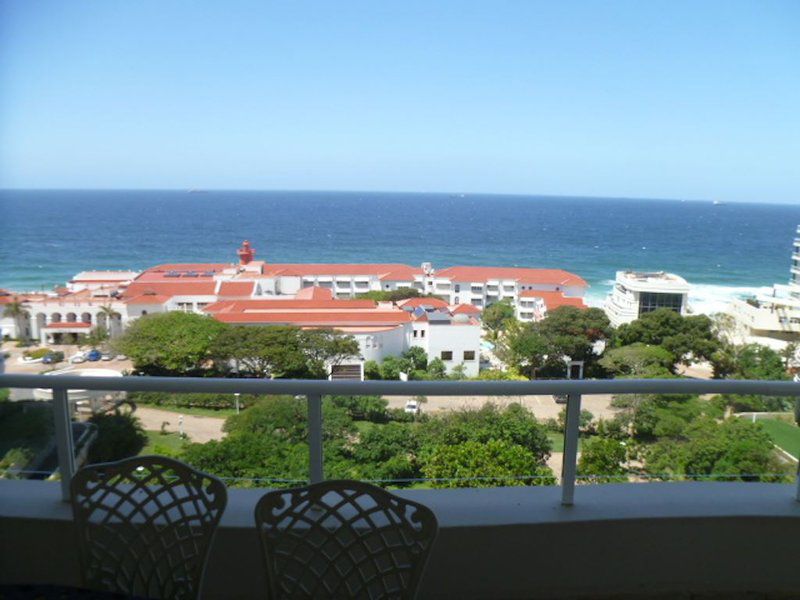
{"left": 70, "top": 455, "right": 227, "bottom": 600}
{"left": 255, "top": 480, "right": 438, "bottom": 600}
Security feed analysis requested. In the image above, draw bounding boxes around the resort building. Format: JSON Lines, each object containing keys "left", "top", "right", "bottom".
{"left": 724, "top": 225, "right": 800, "bottom": 349}
{"left": 4, "top": 241, "right": 587, "bottom": 374}
{"left": 603, "top": 271, "right": 691, "bottom": 327}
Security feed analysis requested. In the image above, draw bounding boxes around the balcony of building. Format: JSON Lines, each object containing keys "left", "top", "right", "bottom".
{"left": 2, "top": 375, "right": 800, "bottom": 599}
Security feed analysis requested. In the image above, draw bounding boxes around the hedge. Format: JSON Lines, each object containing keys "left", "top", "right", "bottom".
{"left": 128, "top": 391, "right": 261, "bottom": 410}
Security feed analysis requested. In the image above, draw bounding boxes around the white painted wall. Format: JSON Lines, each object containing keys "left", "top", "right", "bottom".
{"left": 426, "top": 321, "right": 481, "bottom": 377}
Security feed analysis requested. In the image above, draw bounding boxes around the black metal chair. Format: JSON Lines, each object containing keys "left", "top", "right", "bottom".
{"left": 254, "top": 480, "right": 438, "bottom": 599}
{"left": 70, "top": 455, "right": 227, "bottom": 600}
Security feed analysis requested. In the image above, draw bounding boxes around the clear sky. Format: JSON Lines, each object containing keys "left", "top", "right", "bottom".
{"left": 1, "top": 1, "right": 798, "bottom": 203}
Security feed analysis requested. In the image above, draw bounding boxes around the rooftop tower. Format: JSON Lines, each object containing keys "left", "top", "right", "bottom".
{"left": 237, "top": 240, "right": 256, "bottom": 265}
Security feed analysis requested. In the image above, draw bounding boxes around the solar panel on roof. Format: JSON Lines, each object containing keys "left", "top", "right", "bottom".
{"left": 184, "top": 272, "right": 199, "bottom": 277}
{"left": 165, "top": 272, "right": 180, "bottom": 278}
{"left": 202, "top": 271, "right": 215, "bottom": 277}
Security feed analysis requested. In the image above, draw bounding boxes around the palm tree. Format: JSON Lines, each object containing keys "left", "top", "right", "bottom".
{"left": 2, "top": 299, "right": 30, "bottom": 341}
{"left": 99, "top": 304, "right": 119, "bottom": 338}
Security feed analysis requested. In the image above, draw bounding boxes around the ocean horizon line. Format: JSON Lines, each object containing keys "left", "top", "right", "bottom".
{"left": 1, "top": 187, "right": 788, "bottom": 206}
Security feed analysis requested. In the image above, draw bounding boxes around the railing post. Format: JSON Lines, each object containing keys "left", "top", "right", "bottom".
{"left": 795, "top": 461, "right": 800, "bottom": 503}
{"left": 52, "top": 387, "right": 76, "bottom": 502}
{"left": 561, "top": 392, "right": 582, "bottom": 506}
{"left": 307, "top": 394, "right": 324, "bottom": 484}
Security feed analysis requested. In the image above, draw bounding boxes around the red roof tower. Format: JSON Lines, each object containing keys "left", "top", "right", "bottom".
{"left": 237, "top": 240, "right": 256, "bottom": 265}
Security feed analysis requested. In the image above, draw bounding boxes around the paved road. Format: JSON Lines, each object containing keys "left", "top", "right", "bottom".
{"left": 134, "top": 406, "right": 225, "bottom": 443}
{"left": 384, "top": 393, "right": 619, "bottom": 420}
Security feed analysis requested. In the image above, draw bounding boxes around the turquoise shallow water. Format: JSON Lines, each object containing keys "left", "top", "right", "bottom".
{"left": 2, "top": 190, "right": 799, "bottom": 313}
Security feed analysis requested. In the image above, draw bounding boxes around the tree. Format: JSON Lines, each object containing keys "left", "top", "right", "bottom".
{"left": 84, "top": 325, "right": 110, "bottom": 349}
{"left": 364, "top": 360, "right": 382, "bottom": 380}
{"left": 577, "top": 437, "right": 627, "bottom": 483}
{"left": 329, "top": 395, "right": 389, "bottom": 422}
{"left": 87, "top": 412, "right": 147, "bottom": 464}
{"left": 418, "top": 403, "right": 552, "bottom": 463}
{"left": 114, "top": 312, "right": 227, "bottom": 374}
{"left": 422, "top": 440, "right": 555, "bottom": 488}
{"left": 503, "top": 306, "right": 611, "bottom": 378}
{"left": 712, "top": 344, "right": 791, "bottom": 412}
{"left": 644, "top": 416, "right": 787, "bottom": 482}
{"left": 504, "top": 328, "right": 550, "bottom": 378}
{"left": 426, "top": 358, "right": 447, "bottom": 380}
{"left": 213, "top": 325, "right": 307, "bottom": 378}
{"left": 598, "top": 343, "right": 675, "bottom": 377}
{"left": 98, "top": 304, "right": 120, "bottom": 338}
{"left": 615, "top": 309, "right": 719, "bottom": 366}
{"left": 2, "top": 299, "right": 29, "bottom": 341}
{"left": 379, "top": 356, "right": 403, "bottom": 380}
{"left": 401, "top": 347, "right": 428, "bottom": 371}
{"left": 482, "top": 299, "right": 517, "bottom": 341}
{"left": 350, "top": 422, "right": 421, "bottom": 484}
{"left": 299, "top": 329, "right": 360, "bottom": 378}
{"left": 357, "top": 287, "right": 441, "bottom": 302}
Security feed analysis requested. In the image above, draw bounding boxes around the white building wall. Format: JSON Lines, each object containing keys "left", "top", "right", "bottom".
{"left": 356, "top": 326, "right": 408, "bottom": 363}
{"left": 426, "top": 322, "right": 481, "bottom": 377}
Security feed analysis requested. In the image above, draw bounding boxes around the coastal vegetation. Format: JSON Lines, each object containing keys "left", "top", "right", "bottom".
{"left": 2, "top": 301, "right": 797, "bottom": 487}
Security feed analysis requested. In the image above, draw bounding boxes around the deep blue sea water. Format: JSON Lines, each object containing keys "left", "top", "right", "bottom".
{"left": 2, "top": 190, "right": 800, "bottom": 313}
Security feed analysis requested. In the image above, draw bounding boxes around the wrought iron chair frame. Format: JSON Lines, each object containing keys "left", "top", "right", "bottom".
{"left": 70, "top": 455, "right": 227, "bottom": 600}
{"left": 255, "top": 479, "right": 439, "bottom": 600}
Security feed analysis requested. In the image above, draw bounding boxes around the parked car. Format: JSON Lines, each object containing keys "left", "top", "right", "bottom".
{"left": 70, "top": 352, "right": 87, "bottom": 364}
{"left": 86, "top": 349, "right": 102, "bottom": 362}
{"left": 42, "top": 351, "right": 65, "bottom": 365}
{"left": 115, "top": 354, "right": 127, "bottom": 361}
{"left": 101, "top": 353, "right": 113, "bottom": 361}
{"left": 404, "top": 399, "right": 421, "bottom": 415}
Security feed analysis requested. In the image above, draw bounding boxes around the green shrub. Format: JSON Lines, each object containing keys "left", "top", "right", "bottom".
{"left": 0, "top": 389, "right": 9, "bottom": 403}
{"left": 129, "top": 391, "right": 258, "bottom": 410}
{"left": 87, "top": 412, "right": 147, "bottom": 464}
{"left": 23, "top": 348, "right": 51, "bottom": 360}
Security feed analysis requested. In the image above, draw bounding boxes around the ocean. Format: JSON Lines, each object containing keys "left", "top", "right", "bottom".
{"left": 2, "top": 190, "right": 799, "bottom": 314}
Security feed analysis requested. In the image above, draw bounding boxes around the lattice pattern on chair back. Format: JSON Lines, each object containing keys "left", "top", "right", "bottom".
{"left": 255, "top": 480, "right": 438, "bottom": 600}
{"left": 70, "top": 455, "right": 227, "bottom": 600}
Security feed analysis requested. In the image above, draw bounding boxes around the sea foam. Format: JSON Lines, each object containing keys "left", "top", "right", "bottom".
{"left": 585, "top": 282, "right": 774, "bottom": 316}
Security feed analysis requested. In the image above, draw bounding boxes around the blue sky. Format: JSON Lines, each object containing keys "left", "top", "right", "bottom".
{"left": 1, "top": 1, "right": 798, "bottom": 202}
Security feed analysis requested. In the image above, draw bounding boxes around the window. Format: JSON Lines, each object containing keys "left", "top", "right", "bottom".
{"left": 413, "top": 330, "right": 418, "bottom": 338}
{"left": 455, "top": 284, "right": 460, "bottom": 292}
{"left": 454, "top": 296, "right": 460, "bottom": 304}
{"left": 463, "top": 350, "right": 476, "bottom": 361}
{"left": 441, "top": 351, "right": 453, "bottom": 361}
{"left": 420, "top": 330, "right": 426, "bottom": 338}
{"left": 141, "top": 310, "right": 148, "bottom": 316}
{"left": 638, "top": 292, "right": 683, "bottom": 315}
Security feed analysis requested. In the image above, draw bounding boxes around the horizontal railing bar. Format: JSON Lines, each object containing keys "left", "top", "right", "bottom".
{"left": 2, "top": 374, "right": 800, "bottom": 396}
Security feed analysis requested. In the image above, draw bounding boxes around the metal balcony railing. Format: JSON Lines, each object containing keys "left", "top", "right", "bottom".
{"left": 2, "top": 374, "right": 800, "bottom": 506}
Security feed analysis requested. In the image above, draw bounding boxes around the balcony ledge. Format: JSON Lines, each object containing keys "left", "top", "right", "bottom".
{"left": 3, "top": 480, "right": 800, "bottom": 598}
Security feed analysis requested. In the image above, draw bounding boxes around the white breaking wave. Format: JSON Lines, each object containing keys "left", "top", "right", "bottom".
{"left": 688, "top": 284, "right": 774, "bottom": 316}
{"left": 585, "top": 281, "right": 774, "bottom": 316}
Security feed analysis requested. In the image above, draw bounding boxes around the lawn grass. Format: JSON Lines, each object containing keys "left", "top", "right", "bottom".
{"left": 547, "top": 431, "right": 583, "bottom": 452}
{"left": 142, "top": 430, "right": 187, "bottom": 455}
{"left": 758, "top": 418, "right": 800, "bottom": 460}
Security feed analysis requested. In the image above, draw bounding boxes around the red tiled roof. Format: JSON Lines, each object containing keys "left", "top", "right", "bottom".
{"left": 203, "top": 299, "right": 380, "bottom": 314}
{"left": 211, "top": 311, "right": 412, "bottom": 326}
{"left": 437, "top": 266, "right": 587, "bottom": 287}
{"left": 295, "top": 286, "right": 335, "bottom": 300}
{"left": 398, "top": 297, "right": 449, "bottom": 309}
{"left": 44, "top": 322, "right": 92, "bottom": 329}
{"left": 450, "top": 303, "right": 482, "bottom": 314}
{"left": 124, "top": 294, "right": 172, "bottom": 305}
{"left": 122, "top": 282, "right": 217, "bottom": 298}
{"left": 218, "top": 281, "right": 255, "bottom": 297}
{"left": 260, "top": 264, "right": 423, "bottom": 280}
{"left": 521, "top": 290, "right": 587, "bottom": 310}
